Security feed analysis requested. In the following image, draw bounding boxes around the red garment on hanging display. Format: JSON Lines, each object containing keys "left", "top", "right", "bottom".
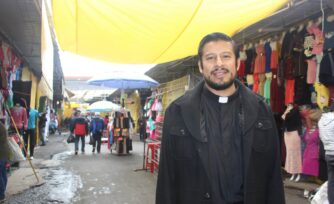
{"left": 252, "top": 74, "right": 260, "bottom": 93}
{"left": 237, "top": 60, "right": 246, "bottom": 78}
{"left": 285, "top": 79, "right": 295, "bottom": 105}
{"left": 270, "top": 70, "right": 284, "bottom": 113}
{"left": 254, "top": 44, "right": 266, "bottom": 74}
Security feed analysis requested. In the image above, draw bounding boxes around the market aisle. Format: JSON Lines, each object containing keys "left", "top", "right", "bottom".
{"left": 5, "top": 132, "right": 311, "bottom": 204}
{"left": 65, "top": 137, "right": 157, "bottom": 204}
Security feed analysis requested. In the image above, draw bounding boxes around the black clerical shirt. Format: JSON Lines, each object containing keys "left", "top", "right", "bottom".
{"left": 201, "top": 85, "right": 244, "bottom": 204}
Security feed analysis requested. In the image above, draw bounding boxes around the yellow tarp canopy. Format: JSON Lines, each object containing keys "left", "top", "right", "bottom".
{"left": 53, "top": 0, "right": 287, "bottom": 64}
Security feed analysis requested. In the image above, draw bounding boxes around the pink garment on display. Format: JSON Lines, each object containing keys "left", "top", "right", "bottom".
{"left": 253, "top": 44, "right": 266, "bottom": 74}
{"left": 302, "top": 128, "right": 320, "bottom": 176}
{"left": 306, "top": 59, "right": 317, "bottom": 84}
{"left": 307, "top": 24, "right": 324, "bottom": 55}
{"left": 150, "top": 129, "right": 156, "bottom": 140}
{"left": 10, "top": 106, "right": 28, "bottom": 130}
{"left": 284, "top": 130, "right": 302, "bottom": 174}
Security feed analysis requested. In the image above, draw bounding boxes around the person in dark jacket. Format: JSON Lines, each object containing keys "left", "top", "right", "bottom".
{"left": 156, "top": 32, "right": 285, "bottom": 204}
{"left": 38, "top": 112, "right": 47, "bottom": 146}
{"left": 70, "top": 111, "right": 89, "bottom": 155}
{"left": 90, "top": 112, "right": 105, "bottom": 153}
{"left": 0, "top": 121, "right": 10, "bottom": 202}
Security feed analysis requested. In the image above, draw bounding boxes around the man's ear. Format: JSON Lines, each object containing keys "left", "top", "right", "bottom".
{"left": 198, "top": 61, "right": 203, "bottom": 74}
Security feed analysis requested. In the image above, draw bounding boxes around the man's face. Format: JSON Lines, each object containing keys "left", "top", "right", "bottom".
{"left": 198, "top": 40, "right": 238, "bottom": 90}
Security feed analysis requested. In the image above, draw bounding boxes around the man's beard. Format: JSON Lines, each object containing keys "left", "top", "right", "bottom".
{"left": 203, "top": 68, "right": 236, "bottom": 90}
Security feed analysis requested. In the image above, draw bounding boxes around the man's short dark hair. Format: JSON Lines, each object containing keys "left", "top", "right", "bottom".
{"left": 198, "top": 32, "right": 238, "bottom": 62}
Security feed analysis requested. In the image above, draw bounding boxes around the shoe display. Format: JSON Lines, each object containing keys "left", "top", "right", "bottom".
{"left": 92, "top": 148, "right": 95, "bottom": 153}
{"left": 75, "top": 151, "right": 78, "bottom": 155}
{"left": 29, "top": 156, "right": 34, "bottom": 160}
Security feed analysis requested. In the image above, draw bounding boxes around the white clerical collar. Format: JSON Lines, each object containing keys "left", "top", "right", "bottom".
{"left": 218, "top": 96, "right": 228, "bottom": 103}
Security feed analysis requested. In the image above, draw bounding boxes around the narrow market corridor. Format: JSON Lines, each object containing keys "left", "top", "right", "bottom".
{"left": 6, "top": 132, "right": 156, "bottom": 204}
{"left": 5, "top": 132, "right": 310, "bottom": 204}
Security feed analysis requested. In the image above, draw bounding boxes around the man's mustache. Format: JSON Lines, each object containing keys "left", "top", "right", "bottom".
{"left": 211, "top": 67, "right": 230, "bottom": 74}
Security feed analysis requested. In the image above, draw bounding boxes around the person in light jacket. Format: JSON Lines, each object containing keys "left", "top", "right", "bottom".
{"left": 156, "top": 32, "right": 285, "bottom": 204}
{"left": 318, "top": 103, "right": 334, "bottom": 204}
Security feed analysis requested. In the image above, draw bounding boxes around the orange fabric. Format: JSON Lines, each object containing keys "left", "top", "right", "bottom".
{"left": 285, "top": 79, "right": 295, "bottom": 105}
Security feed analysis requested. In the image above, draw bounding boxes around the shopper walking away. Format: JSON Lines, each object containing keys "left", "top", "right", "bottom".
{"left": 318, "top": 103, "right": 334, "bottom": 204}
{"left": 24, "top": 107, "right": 39, "bottom": 159}
{"left": 38, "top": 112, "right": 47, "bottom": 146}
{"left": 156, "top": 32, "right": 285, "bottom": 204}
{"left": 90, "top": 112, "right": 105, "bottom": 153}
{"left": 71, "top": 111, "right": 89, "bottom": 155}
{"left": 0, "top": 121, "right": 10, "bottom": 203}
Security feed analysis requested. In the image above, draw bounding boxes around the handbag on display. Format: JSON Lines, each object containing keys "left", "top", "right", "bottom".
{"left": 67, "top": 134, "right": 75, "bottom": 143}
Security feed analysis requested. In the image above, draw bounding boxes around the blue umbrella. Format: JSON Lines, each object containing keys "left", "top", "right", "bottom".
{"left": 87, "top": 72, "right": 159, "bottom": 89}
{"left": 87, "top": 72, "right": 159, "bottom": 107}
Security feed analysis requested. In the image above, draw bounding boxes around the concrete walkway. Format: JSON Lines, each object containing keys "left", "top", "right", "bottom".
{"left": 5, "top": 131, "right": 315, "bottom": 204}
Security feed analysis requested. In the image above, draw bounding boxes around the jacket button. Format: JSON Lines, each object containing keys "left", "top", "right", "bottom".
{"left": 204, "top": 192, "right": 211, "bottom": 199}
{"left": 257, "top": 122, "right": 263, "bottom": 128}
{"left": 180, "top": 129, "right": 185, "bottom": 135}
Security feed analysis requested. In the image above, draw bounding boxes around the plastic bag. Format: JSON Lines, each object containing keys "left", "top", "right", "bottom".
{"left": 311, "top": 181, "right": 329, "bottom": 204}
{"left": 67, "top": 134, "right": 75, "bottom": 143}
{"left": 7, "top": 137, "right": 25, "bottom": 162}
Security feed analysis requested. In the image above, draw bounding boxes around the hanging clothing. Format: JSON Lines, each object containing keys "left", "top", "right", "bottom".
{"left": 245, "top": 48, "right": 256, "bottom": 75}
{"left": 307, "top": 58, "right": 317, "bottom": 84}
{"left": 270, "top": 70, "right": 284, "bottom": 113}
{"left": 291, "top": 27, "right": 307, "bottom": 77}
{"left": 308, "top": 24, "right": 324, "bottom": 55}
{"left": 270, "top": 41, "right": 279, "bottom": 69}
{"left": 302, "top": 128, "right": 320, "bottom": 176}
{"left": 294, "top": 76, "right": 311, "bottom": 105}
{"left": 254, "top": 44, "right": 266, "bottom": 74}
{"left": 324, "top": 14, "right": 334, "bottom": 50}
{"left": 264, "top": 73, "right": 272, "bottom": 104}
{"left": 304, "top": 34, "right": 315, "bottom": 59}
{"left": 281, "top": 31, "right": 294, "bottom": 59}
{"left": 284, "top": 130, "right": 303, "bottom": 174}
{"left": 319, "top": 50, "right": 334, "bottom": 86}
{"left": 258, "top": 73, "right": 266, "bottom": 96}
{"left": 252, "top": 74, "right": 259, "bottom": 93}
{"left": 283, "top": 56, "right": 294, "bottom": 80}
{"left": 238, "top": 46, "right": 247, "bottom": 78}
{"left": 264, "top": 42, "right": 272, "bottom": 73}
{"left": 285, "top": 79, "right": 295, "bottom": 106}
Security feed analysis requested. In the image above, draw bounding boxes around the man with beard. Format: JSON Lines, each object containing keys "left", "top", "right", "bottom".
{"left": 156, "top": 32, "right": 285, "bottom": 204}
